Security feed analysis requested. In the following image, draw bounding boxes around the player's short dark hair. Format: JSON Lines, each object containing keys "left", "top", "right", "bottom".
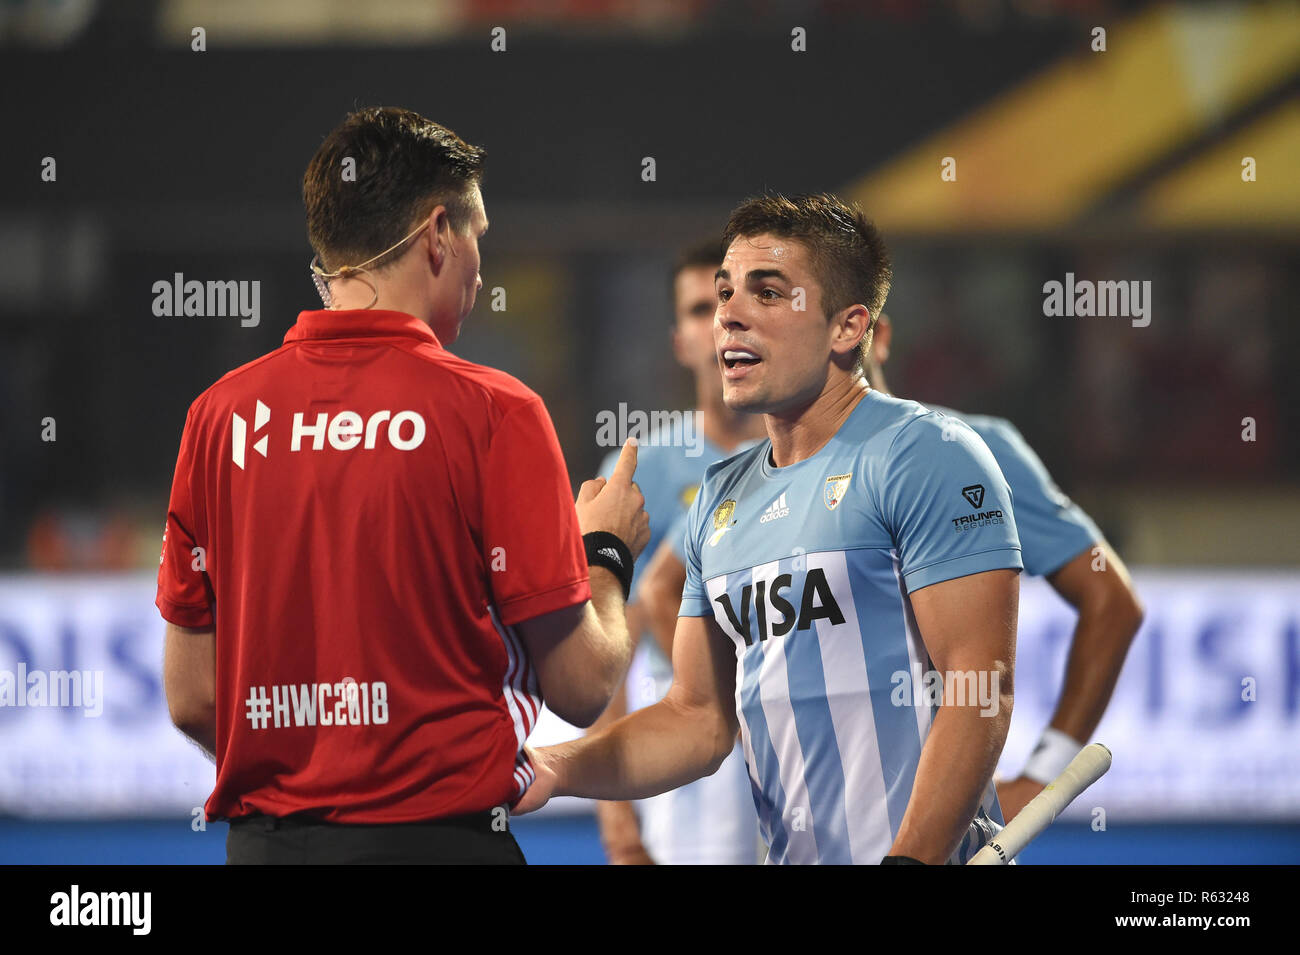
{"left": 669, "top": 237, "right": 727, "bottom": 319}
{"left": 721, "top": 193, "right": 892, "bottom": 372}
{"left": 304, "top": 107, "right": 486, "bottom": 273}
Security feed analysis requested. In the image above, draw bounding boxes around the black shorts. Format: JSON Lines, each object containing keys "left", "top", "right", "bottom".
{"left": 225, "top": 809, "right": 527, "bottom": 865}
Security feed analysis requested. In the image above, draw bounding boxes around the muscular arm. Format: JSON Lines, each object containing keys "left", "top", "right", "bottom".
{"left": 516, "top": 613, "right": 738, "bottom": 811}
{"left": 1043, "top": 543, "right": 1143, "bottom": 740}
{"left": 516, "top": 567, "right": 636, "bottom": 728}
{"left": 997, "top": 543, "right": 1143, "bottom": 817}
{"left": 889, "top": 568, "right": 1019, "bottom": 864}
{"left": 163, "top": 622, "right": 217, "bottom": 761}
{"left": 515, "top": 441, "right": 650, "bottom": 728}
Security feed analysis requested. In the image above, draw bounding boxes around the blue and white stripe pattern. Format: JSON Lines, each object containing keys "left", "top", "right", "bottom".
{"left": 681, "top": 391, "right": 1024, "bottom": 864}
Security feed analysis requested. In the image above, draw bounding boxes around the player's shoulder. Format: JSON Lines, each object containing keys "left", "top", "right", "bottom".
{"left": 850, "top": 393, "right": 1010, "bottom": 490}
{"left": 924, "top": 403, "right": 1024, "bottom": 451}
{"left": 422, "top": 348, "right": 545, "bottom": 415}
{"left": 185, "top": 344, "right": 294, "bottom": 421}
{"left": 700, "top": 439, "right": 768, "bottom": 489}
{"left": 680, "top": 441, "right": 768, "bottom": 521}
{"left": 187, "top": 331, "right": 546, "bottom": 435}
{"left": 846, "top": 389, "right": 959, "bottom": 458}
{"left": 680, "top": 443, "right": 767, "bottom": 549}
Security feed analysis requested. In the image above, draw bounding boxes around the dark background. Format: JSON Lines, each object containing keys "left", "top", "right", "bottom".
{"left": 1, "top": 0, "right": 1295, "bottom": 568}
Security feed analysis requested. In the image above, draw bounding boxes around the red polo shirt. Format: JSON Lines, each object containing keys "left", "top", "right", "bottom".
{"left": 156, "top": 308, "right": 590, "bottom": 823}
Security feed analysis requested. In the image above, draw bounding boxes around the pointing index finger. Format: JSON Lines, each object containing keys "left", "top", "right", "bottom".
{"left": 609, "top": 437, "right": 639, "bottom": 486}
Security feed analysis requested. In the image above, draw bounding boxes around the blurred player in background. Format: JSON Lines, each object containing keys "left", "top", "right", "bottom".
{"left": 638, "top": 311, "right": 1145, "bottom": 825}
{"left": 518, "top": 193, "right": 1023, "bottom": 864}
{"left": 590, "top": 240, "right": 767, "bottom": 864}
{"left": 158, "top": 107, "right": 649, "bottom": 864}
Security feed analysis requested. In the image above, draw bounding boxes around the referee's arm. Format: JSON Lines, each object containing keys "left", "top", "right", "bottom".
{"left": 514, "top": 567, "right": 640, "bottom": 729}
{"left": 164, "top": 621, "right": 217, "bottom": 760}
{"left": 890, "top": 568, "right": 1019, "bottom": 864}
{"left": 516, "top": 439, "right": 650, "bottom": 728}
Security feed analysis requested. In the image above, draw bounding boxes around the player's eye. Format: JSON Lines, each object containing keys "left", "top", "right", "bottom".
{"left": 759, "top": 287, "right": 781, "bottom": 300}
{"left": 717, "top": 288, "right": 733, "bottom": 302}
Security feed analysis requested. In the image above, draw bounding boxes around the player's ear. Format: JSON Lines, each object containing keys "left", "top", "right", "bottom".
{"left": 831, "top": 304, "right": 871, "bottom": 361}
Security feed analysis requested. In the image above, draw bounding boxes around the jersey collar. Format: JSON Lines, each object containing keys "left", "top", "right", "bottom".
{"left": 760, "top": 388, "right": 877, "bottom": 476}
{"left": 284, "top": 309, "right": 442, "bottom": 348}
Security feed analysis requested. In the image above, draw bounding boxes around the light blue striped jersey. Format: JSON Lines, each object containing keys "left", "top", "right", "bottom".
{"left": 926, "top": 407, "right": 1101, "bottom": 577}
{"left": 679, "top": 389, "right": 1023, "bottom": 864}
{"left": 667, "top": 407, "right": 1102, "bottom": 577}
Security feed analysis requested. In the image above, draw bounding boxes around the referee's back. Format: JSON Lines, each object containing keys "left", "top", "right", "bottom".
{"left": 156, "top": 306, "right": 591, "bottom": 826}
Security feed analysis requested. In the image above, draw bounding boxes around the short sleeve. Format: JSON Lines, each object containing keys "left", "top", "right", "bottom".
{"left": 881, "top": 413, "right": 1023, "bottom": 594}
{"left": 156, "top": 404, "right": 215, "bottom": 628}
{"left": 483, "top": 397, "right": 591, "bottom": 626}
{"left": 972, "top": 418, "right": 1101, "bottom": 578}
{"left": 677, "top": 481, "right": 713, "bottom": 617}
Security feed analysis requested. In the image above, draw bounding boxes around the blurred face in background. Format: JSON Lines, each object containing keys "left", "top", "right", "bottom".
{"left": 672, "top": 265, "right": 722, "bottom": 385}
{"left": 715, "top": 233, "right": 851, "bottom": 415}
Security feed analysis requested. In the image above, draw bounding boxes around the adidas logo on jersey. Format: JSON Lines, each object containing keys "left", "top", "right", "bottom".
{"left": 759, "top": 492, "right": 791, "bottom": 524}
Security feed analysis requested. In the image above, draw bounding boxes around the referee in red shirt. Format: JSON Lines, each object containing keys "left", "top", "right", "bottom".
{"left": 158, "top": 107, "right": 649, "bottom": 864}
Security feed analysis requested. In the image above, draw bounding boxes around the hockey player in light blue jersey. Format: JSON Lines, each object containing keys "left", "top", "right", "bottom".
{"left": 517, "top": 193, "right": 1022, "bottom": 864}
{"left": 636, "top": 311, "right": 1144, "bottom": 829}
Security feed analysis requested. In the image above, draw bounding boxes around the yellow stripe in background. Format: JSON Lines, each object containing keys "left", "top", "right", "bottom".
{"left": 1138, "top": 99, "right": 1300, "bottom": 228}
{"left": 845, "top": 4, "right": 1300, "bottom": 232}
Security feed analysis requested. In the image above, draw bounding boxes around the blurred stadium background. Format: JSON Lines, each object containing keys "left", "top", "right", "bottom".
{"left": 1, "top": 0, "right": 1297, "bottom": 863}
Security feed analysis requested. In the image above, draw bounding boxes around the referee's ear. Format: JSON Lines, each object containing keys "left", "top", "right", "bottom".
{"left": 426, "top": 206, "right": 450, "bottom": 270}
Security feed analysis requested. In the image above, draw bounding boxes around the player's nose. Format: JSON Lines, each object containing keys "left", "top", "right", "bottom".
{"left": 717, "top": 301, "right": 749, "bottom": 330}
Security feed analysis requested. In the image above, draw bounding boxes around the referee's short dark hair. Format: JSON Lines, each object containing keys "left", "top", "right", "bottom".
{"left": 304, "top": 106, "right": 486, "bottom": 273}
{"left": 722, "top": 193, "right": 892, "bottom": 372}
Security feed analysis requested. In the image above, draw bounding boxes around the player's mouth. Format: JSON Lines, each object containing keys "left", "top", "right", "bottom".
{"left": 721, "top": 347, "right": 762, "bottom": 379}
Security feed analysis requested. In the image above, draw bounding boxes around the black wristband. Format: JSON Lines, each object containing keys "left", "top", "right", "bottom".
{"left": 880, "top": 855, "right": 927, "bottom": 865}
{"left": 583, "top": 532, "right": 634, "bottom": 602}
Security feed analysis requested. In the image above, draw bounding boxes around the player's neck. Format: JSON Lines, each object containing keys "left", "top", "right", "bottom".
{"left": 764, "top": 376, "right": 870, "bottom": 468}
{"left": 694, "top": 379, "right": 766, "bottom": 453}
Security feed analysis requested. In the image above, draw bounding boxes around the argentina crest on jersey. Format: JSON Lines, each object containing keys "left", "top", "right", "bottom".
{"left": 709, "top": 499, "right": 737, "bottom": 547}
{"left": 823, "top": 472, "right": 852, "bottom": 510}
